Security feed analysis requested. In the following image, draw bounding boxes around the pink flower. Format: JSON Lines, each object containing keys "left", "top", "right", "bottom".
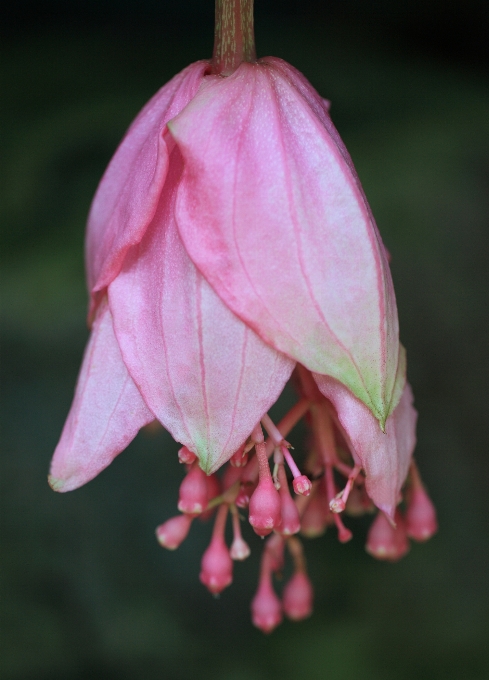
{"left": 48, "top": 54, "right": 436, "bottom": 631}
{"left": 50, "top": 59, "right": 405, "bottom": 504}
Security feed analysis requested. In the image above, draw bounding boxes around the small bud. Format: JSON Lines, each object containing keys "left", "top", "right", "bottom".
{"left": 292, "top": 474, "right": 312, "bottom": 497}
{"left": 329, "top": 494, "right": 346, "bottom": 514}
{"left": 300, "top": 488, "right": 329, "bottom": 538}
{"left": 249, "top": 438, "right": 282, "bottom": 536}
{"left": 200, "top": 537, "right": 233, "bottom": 594}
{"left": 230, "top": 505, "right": 251, "bottom": 560}
{"left": 200, "top": 505, "right": 233, "bottom": 594}
{"left": 344, "top": 484, "right": 374, "bottom": 517}
{"left": 156, "top": 514, "right": 193, "bottom": 550}
{"left": 336, "top": 521, "right": 353, "bottom": 543}
{"left": 366, "top": 510, "right": 410, "bottom": 561}
{"left": 199, "top": 473, "right": 222, "bottom": 522}
{"left": 276, "top": 464, "right": 300, "bottom": 536}
{"left": 230, "top": 536, "right": 251, "bottom": 561}
{"left": 235, "top": 480, "right": 255, "bottom": 508}
{"left": 282, "top": 571, "right": 314, "bottom": 621}
{"left": 230, "top": 444, "right": 248, "bottom": 468}
{"left": 405, "top": 467, "right": 438, "bottom": 542}
{"left": 178, "top": 446, "right": 197, "bottom": 465}
{"left": 251, "top": 555, "right": 282, "bottom": 634}
{"left": 248, "top": 476, "right": 282, "bottom": 537}
{"left": 177, "top": 462, "right": 208, "bottom": 515}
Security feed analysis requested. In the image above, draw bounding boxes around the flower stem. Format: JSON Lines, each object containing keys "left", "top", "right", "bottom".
{"left": 212, "top": 0, "right": 256, "bottom": 76}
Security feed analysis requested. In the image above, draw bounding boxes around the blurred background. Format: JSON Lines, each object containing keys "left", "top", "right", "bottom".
{"left": 1, "top": 1, "right": 489, "bottom": 679}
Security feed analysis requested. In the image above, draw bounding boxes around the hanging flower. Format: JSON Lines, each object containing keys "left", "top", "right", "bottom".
{"left": 49, "top": 0, "right": 436, "bottom": 633}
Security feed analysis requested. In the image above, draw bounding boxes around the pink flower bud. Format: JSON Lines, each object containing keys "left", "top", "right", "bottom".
{"left": 276, "top": 465, "right": 300, "bottom": 536}
{"left": 177, "top": 462, "right": 208, "bottom": 515}
{"left": 366, "top": 510, "right": 410, "bottom": 562}
{"left": 230, "top": 536, "right": 251, "bottom": 561}
{"left": 251, "top": 555, "right": 282, "bottom": 634}
{"left": 300, "top": 488, "right": 329, "bottom": 538}
{"left": 178, "top": 446, "right": 197, "bottom": 465}
{"left": 230, "top": 444, "right": 248, "bottom": 468}
{"left": 199, "top": 536, "right": 233, "bottom": 595}
{"left": 248, "top": 476, "right": 282, "bottom": 537}
{"left": 199, "top": 473, "right": 222, "bottom": 522}
{"left": 405, "top": 463, "right": 437, "bottom": 542}
{"left": 293, "top": 474, "right": 313, "bottom": 497}
{"left": 282, "top": 571, "right": 314, "bottom": 621}
{"left": 248, "top": 438, "right": 282, "bottom": 536}
{"left": 156, "top": 514, "right": 193, "bottom": 550}
{"left": 405, "top": 485, "right": 438, "bottom": 542}
{"left": 199, "top": 504, "right": 233, "bottom": 595}
{"left": 230, "top": 505, "right": 251, "bottom": 561}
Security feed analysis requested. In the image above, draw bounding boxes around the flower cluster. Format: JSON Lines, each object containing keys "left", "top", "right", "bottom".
{"left": 49, "top": 56, "right": 436, "bottom": 632}
{"left": 156, "top": 364, "right": 436, "bottom": 632}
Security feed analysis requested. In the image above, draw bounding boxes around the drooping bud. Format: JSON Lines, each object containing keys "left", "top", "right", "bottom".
{"left": 156, "top": 514, "right": 193, "bottom": 550}
{"left": 230, "top": 505, "right": 251, "bottom": 560}
{"left": 344, "top": 483, "right": 374, "bottom": 517}
{"left": 405, "top": 463, "right": 438, "bottom": 542}
{"left": 199, "top": 504, "right": 233, "bottom": 594}
{"left": 276, "top": 464, "right": 301, "bottom": 536}
{"left": 178, "top": 461, "right": 209, "bottom": 515}
{"left": 300, "top": 486, "right": 329, "bottom": 538}
{"left": 230, "top": 443, "right": 248, "bottom": 468}
{"left": 283, "top": 536, "right": 313, "bottom": 620}
{"left": 178, "top": 446, "right": 197, "bottom": 465}
{"left": 248, "top": 428, "right": 281, "bottom": 536}
{"left": 282, "top": 571, "right": 314, "bottom": 621}
{"left": 251, "top": 553, "right": 282, "bottom": 633}
{"left": 366, "top": 510, "right": 410, "bottom": 561}
{"left": 199, "top": 473, "right": 222, "bottom": 522}
{"left": 235, "top": 481, "right": 255, "bottom": 509}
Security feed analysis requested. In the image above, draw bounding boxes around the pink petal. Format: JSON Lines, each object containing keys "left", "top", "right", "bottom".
{"left": 86, "top": 61, "right": 208, "bottom": 318}
{"left": 169, "top": 59, "right": 401, "bottom": 426}
{"left": 49, "top": 300, "right": 154, "bottom": 492}
{"left": 108, "top": 148, "right": 295, "bottom": 474}
{"left": 314, "top": 371, "right": 417, "bottom": 518}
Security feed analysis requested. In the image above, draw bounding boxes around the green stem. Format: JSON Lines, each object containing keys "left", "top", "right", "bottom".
{"left": 212, "top": 0, "right": 256, "bottom": 76}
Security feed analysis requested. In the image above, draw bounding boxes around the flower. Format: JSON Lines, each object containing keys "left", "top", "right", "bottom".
{"left": 49, "top": 55, "right": 436, "bottom": 632}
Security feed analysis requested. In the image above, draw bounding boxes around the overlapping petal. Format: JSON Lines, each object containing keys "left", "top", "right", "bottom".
{"left": 314, "top": 372, "right": 417, "bottom": 517}
{"left": 49, "top": 299, "right": 154, "bottom": 492}
{"left": 169, "top": 59, "right": 401, "bottom": 427}
{"left": 109, "top": 148, "right": 295, "bottom": 473}
{"left": 86, "top": 61, "right": 208, "bottom": 318}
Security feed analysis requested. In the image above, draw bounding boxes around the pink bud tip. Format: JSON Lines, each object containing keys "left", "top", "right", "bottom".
{"left": 177, "top": 462, "right": 208, "bottom": 515}
{"left": 329, "top": 496, "right": 346, "bottom": 513}
{"left": 277, "top": 488, "right": 301, "bottom": 537}
{"left": 337, "top": 524, "right": 353, "bottom": 543}
{"left": 235, "top": 482, "right": 253, "bottom": 509}
{"left": 178, "top": 446, "right": 197, "bottom": 465}
{"left": 251, "top": 578, "right": 282, "bottom": 634}
{"left": 230, "top": 444, "right": 248, "bottom": 468}
{"left": 199, "top": 536, "right": 233, "bottom": 595}
{"left": 292, "top": 474, "right": 312, "bottom": 497}
{"left": 156, "top": 514, "right": 193, "bottom": 550}
{"left": 405, "top": 486, "right": 438, "bottom": 542}
{"left": 282, "top": 571, "right": 314, "bottom": 621}
{"left": 366, "top": 511, "right": 410, "bottom": 561}
{"left": 300, "top": 491, "right": 329, "bottom": 538}
{"left": 230, "top": 536, "right": 251, "bottom": 561}
{"left": 248, "top": 477, "right": 282, "bottom": 537}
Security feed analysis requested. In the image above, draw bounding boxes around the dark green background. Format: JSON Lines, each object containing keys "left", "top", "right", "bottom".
{"left": 2, "top": 2, "right": 488, "bottom": 678}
